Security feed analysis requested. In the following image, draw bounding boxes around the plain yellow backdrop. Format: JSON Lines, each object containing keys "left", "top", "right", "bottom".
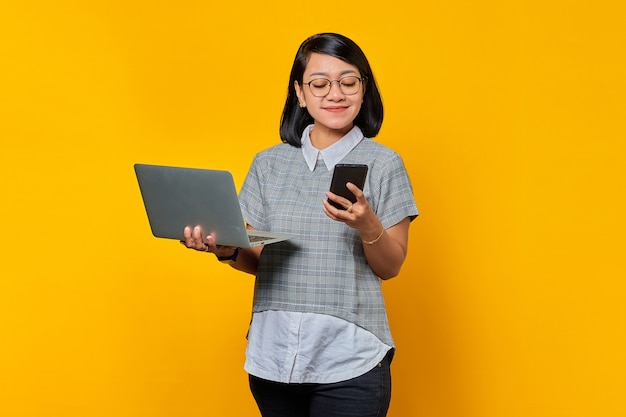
{"left": 1, "top": 1, "right": 625, "bottom": 416}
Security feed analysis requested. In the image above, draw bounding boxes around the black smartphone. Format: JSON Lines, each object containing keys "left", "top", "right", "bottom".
{"left": 328, "top": 164, "right": 369, "bottom": 210}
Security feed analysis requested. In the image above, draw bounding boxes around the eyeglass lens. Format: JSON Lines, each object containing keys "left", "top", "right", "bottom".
{"left": 307, "top": 76, "right": 362, "bottom": 97}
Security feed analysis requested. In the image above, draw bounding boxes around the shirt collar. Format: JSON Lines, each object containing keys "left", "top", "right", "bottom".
{"left": 301, "top": 125, "right": 365, "bottom": 171}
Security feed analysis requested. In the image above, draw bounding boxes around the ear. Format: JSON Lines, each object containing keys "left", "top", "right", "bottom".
{"left": 294, "top": 81, "right": 306, "bottom": 108}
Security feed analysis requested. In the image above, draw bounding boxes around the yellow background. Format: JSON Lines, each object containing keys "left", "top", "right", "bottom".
{"left": 1, "top": 1, "right": 625, "bottom": 416}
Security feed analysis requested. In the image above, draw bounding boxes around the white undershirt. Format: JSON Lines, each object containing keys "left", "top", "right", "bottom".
{"left": 245, "top": 311, "right": 391, "bottom": 383}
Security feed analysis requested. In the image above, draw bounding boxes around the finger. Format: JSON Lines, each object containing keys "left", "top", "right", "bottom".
{"left": 204, "top": 234, "right": 217, "bottom": 253}
{"left": 192, "top": 226, "right": 204, "bottom": 245}
{"left": 322, "top": 199, "right": 349, "bottom": 221}
{"left": 346, "top": 182, "right": 365, "bottom": 200}
{"left": 183, "top": 226, "right": 206, "bottom": 250}
{"left": 326, "top": 189, "right": 356, "bottom": 213}
{"left": 322, "top": 199, "right": 338, "bottom": 217}
{"left": 325, "top": 192, "right": 352, "bottom": 211}
{"left": 346, "top": 181, "right": 362, "bottom": 191}
{"left": 182, "top": 226, "right": 194, "bottom": 246}
{"left": 322, "top": 200, "right": 337, "bottom": 220}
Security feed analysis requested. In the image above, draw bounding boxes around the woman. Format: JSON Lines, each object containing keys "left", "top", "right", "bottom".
{"left": 183, "top": 33, "right": 418, "bottom": 417}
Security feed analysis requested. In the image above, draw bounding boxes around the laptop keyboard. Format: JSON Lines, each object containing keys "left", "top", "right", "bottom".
{"left": 248, "top": 235, "right": 268, "bottom": 243}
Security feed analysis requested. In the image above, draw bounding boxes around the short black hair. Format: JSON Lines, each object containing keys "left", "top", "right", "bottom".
{"left": 279, "top": 33, "right": 384, "bottom": 147}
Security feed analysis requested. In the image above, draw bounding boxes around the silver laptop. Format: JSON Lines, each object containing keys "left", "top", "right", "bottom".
{"left": 134, "top": 163, "right": 293, "bottom": 247}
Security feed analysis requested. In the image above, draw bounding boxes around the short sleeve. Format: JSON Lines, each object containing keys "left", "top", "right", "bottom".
{"left": 239, "top": 154, "right": 268, "bottom": 231}
{"left": 370, "top": 152, "right": 419, "bottom": 229}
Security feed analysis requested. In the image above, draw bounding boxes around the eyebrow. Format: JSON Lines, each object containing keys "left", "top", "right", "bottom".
{"left": 307, "top": 69, "right": 358, "bottom": 77}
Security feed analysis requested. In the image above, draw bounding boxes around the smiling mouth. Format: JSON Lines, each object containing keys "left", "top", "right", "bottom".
{"left": 324, "top": 106, "right": 348, "bottom": 112}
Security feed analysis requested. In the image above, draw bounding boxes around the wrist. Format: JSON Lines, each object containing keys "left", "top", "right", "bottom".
{"left": 361, "top": 225, "right": 385, "bottom": 245}
{"left": 216, "top": 247, "right": 239, "bottom": 263}
{"left": 361, "top": 227, "right": 385, "bottom": 245}
{"left": 360, "top": 219, "right": 383, "bottom": 240}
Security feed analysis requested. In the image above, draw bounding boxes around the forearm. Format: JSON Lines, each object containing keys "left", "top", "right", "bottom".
{"left": 223, "top": 246, "right": 260, "bottom": 275}
{"left": 361, "top": 218, "right": 410, "bottom": 280}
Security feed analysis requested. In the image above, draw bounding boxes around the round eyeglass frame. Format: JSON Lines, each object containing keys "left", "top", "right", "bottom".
{"left": 304, "top": 76, "right": 366, "bottom": 98}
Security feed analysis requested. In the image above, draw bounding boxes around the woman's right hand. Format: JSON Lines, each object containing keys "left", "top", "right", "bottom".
{"left": 180, "top": 225, "right": 238, "bottom": 258}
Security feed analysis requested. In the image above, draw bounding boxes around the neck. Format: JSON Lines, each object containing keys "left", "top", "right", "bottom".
{"left": 309, "top": 124, "right": 353, "bottom": 150}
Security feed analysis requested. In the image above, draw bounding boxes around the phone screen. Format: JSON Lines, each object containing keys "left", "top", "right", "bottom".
{"left": 328, "top": 164, "right": 368, "bottom": 210}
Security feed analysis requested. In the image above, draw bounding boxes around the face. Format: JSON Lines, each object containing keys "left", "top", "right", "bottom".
{"left": 295, "top": 53, "right": 365, "bottom": 139}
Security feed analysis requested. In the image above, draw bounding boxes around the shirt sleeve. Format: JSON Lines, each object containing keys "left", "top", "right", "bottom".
{"left": 239, "top": 154, "right": 268, "bottom": 231}
{"left": 371, "top": 152, "right": 419, "bottom": 229}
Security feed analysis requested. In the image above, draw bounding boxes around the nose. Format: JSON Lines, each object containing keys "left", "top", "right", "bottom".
{"left": 327, "top": 80, "right": 345, "bottom": 99}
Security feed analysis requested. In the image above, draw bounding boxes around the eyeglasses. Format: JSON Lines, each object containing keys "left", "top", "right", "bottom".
{"left": 304, "top": 76, "right": 365, "bottom": 97}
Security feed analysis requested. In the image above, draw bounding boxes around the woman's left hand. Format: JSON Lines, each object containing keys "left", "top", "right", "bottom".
{"left": 323, "top": 182, "right": 381, "bottom": 233}
{"left": 325, "top": 182, "right": 410, "bottom": 279}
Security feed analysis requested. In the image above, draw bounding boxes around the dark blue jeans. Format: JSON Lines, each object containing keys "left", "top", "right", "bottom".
{"left": 249, "top": 350, "right": 393, "bottom": 417}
